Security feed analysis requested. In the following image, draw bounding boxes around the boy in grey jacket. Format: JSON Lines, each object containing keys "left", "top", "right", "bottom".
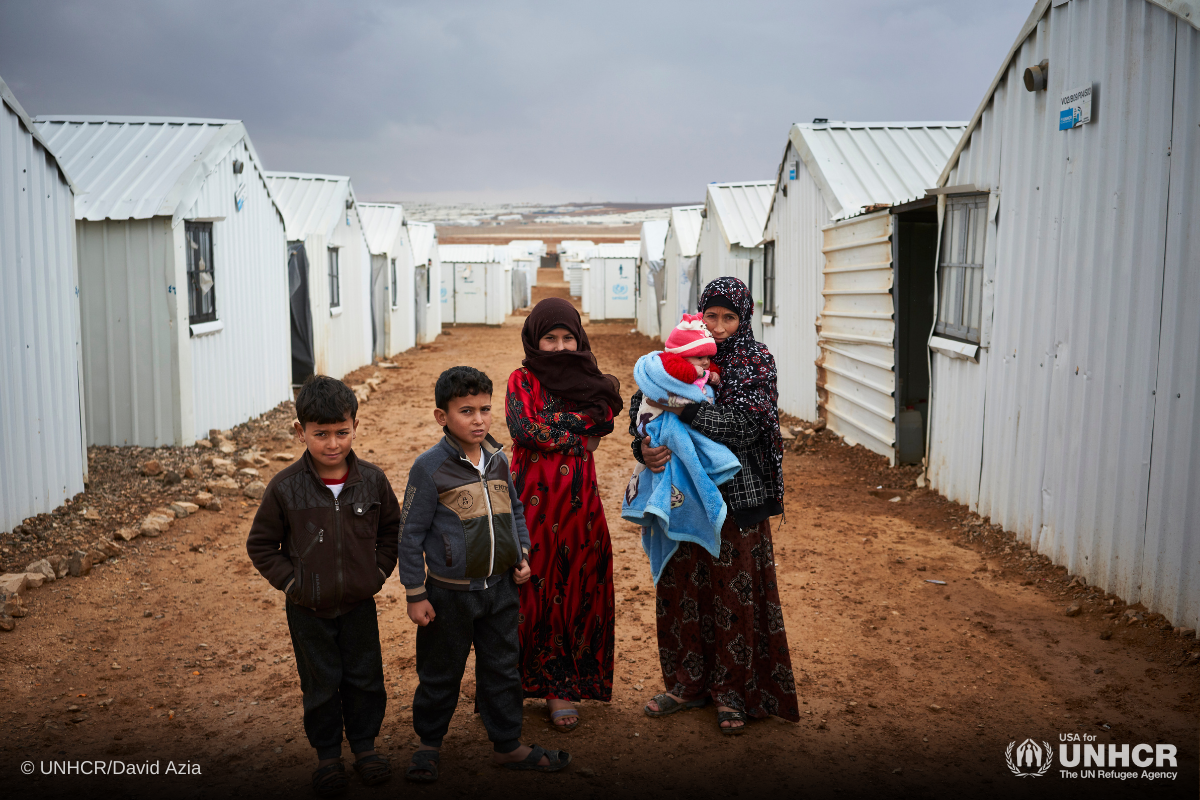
{"left": 398, "top": 366, "right": 571, "bottom": 782}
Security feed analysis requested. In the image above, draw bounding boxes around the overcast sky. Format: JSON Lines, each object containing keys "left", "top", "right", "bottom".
{"left": 0, "top": 0, "right": 1031, "bottom": 204}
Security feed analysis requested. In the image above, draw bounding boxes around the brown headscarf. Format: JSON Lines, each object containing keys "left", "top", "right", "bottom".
{"left": 520, "top": 297, "right": 623, "bottom": 420}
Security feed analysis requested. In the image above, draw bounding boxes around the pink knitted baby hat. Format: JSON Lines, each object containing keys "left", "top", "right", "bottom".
{"left": 664, "top": 313, "right": 717, "bottom": 357}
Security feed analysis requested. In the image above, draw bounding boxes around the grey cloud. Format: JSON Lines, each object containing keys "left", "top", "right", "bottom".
{"left": 0, "top": 0, "right": 1031, "bottom": 201}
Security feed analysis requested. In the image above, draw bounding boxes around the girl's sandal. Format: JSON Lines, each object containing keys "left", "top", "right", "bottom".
{"left": 405, "top": 750, "right": 440, "bottom": 783}
{"left": 352, "top": 753, "right": 392, "bottom": 786}
{"left": 643, "top": 693, "right": 709, "bottom": 718}
{"left": 311, "top": 762, "right": 349, "bottom": 797}
{"left": 717, "top": 710, "right": 748, "bottom": 735}
{"left": 550, "top": 708, "right": 580, "bottom": 732}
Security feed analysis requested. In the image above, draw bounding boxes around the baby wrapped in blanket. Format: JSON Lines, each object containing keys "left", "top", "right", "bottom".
{"left": 622, "top": 314, "right": 741, "bottom": 583}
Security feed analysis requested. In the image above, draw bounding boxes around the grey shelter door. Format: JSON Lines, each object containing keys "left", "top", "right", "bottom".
{"left": 288, "top": 242, "right": 315, "bottom": 384}
{"left": 371, "top": 253, "right": 387, "bottom": 358}
{"left": 415, "top": 265, "right": 428, "bottom": 342}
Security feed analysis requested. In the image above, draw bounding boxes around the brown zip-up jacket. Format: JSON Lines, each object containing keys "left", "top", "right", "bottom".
{"left": 247, "top": 449, "right": 401, "bottom": 618}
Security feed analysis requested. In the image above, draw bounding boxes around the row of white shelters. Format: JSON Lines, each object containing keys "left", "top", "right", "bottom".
{"left": 584, "top": 242, "right": 639, "bottom": 321}
{"left": 34, "top": 115, "right": 290, "bottom": 447}
{"left": 438, "top": 244, "right": 506, "bottom": 325}
{"left": 558, "top": 240, "right": 595, "bottom": 295}
{"left": 761, "top": 121, "right": 965, "bottom": 440}
{"left": 407, "top": 221, "right": 442, "bottom": 343}
{"left": 697, "top": 181, "right": 774, "bottom": 340}
{"left": 636, "top": 220, "right": 669, "bottom": 339}
{"left": 265, "top": 172, "right": 372, "bottom": 383}
{"left": 659, "top": 206, "right": 704, "bottom": 331}
{"left": 359, "top": 203, "right": 417, "bottom": 358}
{"left": 0, "top": 76, "right": 85, "bottom": 532}
{"left": 924, "top": 0, "right": 1199, "bottom": 630}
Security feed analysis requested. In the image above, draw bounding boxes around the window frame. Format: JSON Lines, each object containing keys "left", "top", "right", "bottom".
{"left": 935, "top": 194, "right": 988, "bottom": 345}
{"left": 390, "top": 257, "right": 398, "bottom": 309}
{"left": 328, "top": 247, "right": 341, "bottom": 309}
{"left": 186, "top": 221, "right": 217, "bottom": 325}
{"left": 763, "top": 240, "right": 777, "bottom": 318}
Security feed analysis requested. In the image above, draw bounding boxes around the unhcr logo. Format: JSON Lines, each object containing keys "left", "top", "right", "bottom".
{"left": 612, "top": 283, "right": 628, "bottom": 296}
{"left": 1006, "top": 739, "right": 1052, "bottom": 777}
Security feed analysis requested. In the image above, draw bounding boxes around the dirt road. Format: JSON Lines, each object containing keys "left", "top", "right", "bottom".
{"left": 1, "top": 272, "right": 1195, "bottom": 799}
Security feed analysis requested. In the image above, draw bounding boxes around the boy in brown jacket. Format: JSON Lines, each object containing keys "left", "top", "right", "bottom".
{"left": 247, "top": 375, "right": 401, "bottom": 796}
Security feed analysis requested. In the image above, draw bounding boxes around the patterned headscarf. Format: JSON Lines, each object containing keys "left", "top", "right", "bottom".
{"left": 699, "top": 277, "right": 784, "bottom": 500}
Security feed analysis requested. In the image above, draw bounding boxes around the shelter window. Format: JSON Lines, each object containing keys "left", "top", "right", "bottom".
{"left": 328, "top": 247, "right": 341, "bottom": 309}
{"left": 936, "top": 195, "right": 986, "bottom": 344}
{"left": 186, "top": 222, "right": 216, "bottom": 324}
{"left": 763, "top": 241, "right": 777, "bottom": 318}
{"left": 390, "top": 258, "right": 398, "bottom": 308}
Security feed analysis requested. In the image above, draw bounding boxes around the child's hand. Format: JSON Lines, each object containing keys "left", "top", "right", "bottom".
{"left": 707, "top": 371, "right": 720, "bottom": 386}
{"left": 407, "top": 599, "right": 436, "bottom": 626}
{"left": 513, "top": 558, "right": 531, "bottom": 585}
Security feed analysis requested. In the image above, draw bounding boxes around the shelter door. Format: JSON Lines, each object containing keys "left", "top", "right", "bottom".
{"left": 605, "top": 260, "right": 636, "bottom": 319}
{"left": 454, "top": 263, "right": 487, "bottom": 323}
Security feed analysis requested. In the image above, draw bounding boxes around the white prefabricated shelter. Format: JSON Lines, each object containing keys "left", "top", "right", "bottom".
{"left": 558, "top": 240, "right": 595, "bottom": 295}
{"left": 438, "top": 244, "right": 507, "bottom": 325}
{"left": 359, "top": 203, "right": 417, "bottom": 359}
{"left": 696, "top": 181, "right": 774, "bottom": 340}
{"left": 636, "top": 220, "right": 669, "bottom": 340}
{"left": 925, "top": 0, "right": 1200, "bottom": 630}
{"left": 407, "top": 221, "right": 442, "bottom": 344}
{"left": 660, "top": 206, "right": 703, "bottom": 330}
{"left": 266, "top": 172, "right": 372, "bottom": 384}
{"left": 761, "top": 121, "right": 965, "bottom": 430}
{"left": 507, "top": 240, "right": 545, "bottom": 289}
{"left": 585, "top": 243, "right": 639, "bottom": 321}
{"left": 1, "top": 77, "right": 85, "bottom": 532}
{"left": 34, "top": 115, "right": 290, "bottom": 447}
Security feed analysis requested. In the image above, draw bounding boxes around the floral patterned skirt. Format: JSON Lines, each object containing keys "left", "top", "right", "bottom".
{"left": 655, "top": 518, "right": 800, "bottom": 721}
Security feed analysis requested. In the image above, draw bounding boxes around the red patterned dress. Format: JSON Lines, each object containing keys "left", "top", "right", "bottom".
{"left": 506, "top": 367, "right": 616, "bottom": 702}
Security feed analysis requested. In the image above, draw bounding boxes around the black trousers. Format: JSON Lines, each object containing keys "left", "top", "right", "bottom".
{"left": 287, "top": 598, "right": 386, "bottom": 760}
{"left": 413, "top": 574, "right": 523, "bottom": 752}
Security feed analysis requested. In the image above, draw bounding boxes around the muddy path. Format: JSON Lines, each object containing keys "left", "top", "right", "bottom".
{"left": 1, "top": 270, "right": 1195, "bottom": 799}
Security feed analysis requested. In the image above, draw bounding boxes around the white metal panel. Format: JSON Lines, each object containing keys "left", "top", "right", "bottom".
{"left": 265, "top": 172, "right": 349, "bottom": 241}
{"left": 669, "top": 207, "right": 702, "bottom": 258}
{"left": 184, "top": 138, "right": 290, "bottom": 440}
{"left": 440, "top": 260, "right": 454, "bottom": 324}
{"left": 762, "top": 143, "right": 828, "bottom": 421}
{"left": 819, "top": 211, "right": 895, "bottom": 461}
{"left": 359, "top": 204, "right": 416, "bottom": 357}
{"left": 1143, "top": 22, "right": 1200, "bottom": 630}
{"left": 453, "top": 262, "right": 488, "bottom": 323}
{"left": 358, "top": 203, "right": 405, "bottom": 255}
{"left": 76, "top": 218, "right": 177, "bottom": 445}
{"left": 0, "top": 90, "right": 85, "bottom": 532}
{"left": 929, "top": 0, "right": 1198, "bottom": 628}
{"left": 438, "top": 244, "right": 498, "bottom": 263}
{"left": 788, "top": 122, "right": 966, "bottom": 222}
{"left": 637, "top": 219, "right": 668, "bottom": 340}
{"left": 407, "top": 221, "right": 442, "bottom": 343}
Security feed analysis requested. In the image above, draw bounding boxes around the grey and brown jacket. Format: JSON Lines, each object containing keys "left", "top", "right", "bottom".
{"left": 247, "top": 450, "right": 400, "bottom": 618}
{"left": 397, "top": 433, "right": 530, "bottom": 602}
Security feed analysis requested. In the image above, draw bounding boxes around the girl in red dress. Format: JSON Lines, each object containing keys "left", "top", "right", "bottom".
{"left": 506, "top": 298, "right": 623, "bottom": 731}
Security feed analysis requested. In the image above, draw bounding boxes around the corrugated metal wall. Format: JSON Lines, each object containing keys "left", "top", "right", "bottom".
{"left": 307, "top": 211, "right": 372, "bottom": 380}
{"left": 76, "top": 218, "right": 178, "bottom": 446}
{"left": 929, "top": 0, "right": 1199, "bottom": 628}
{"left": 0, "top": 101, "right": 85, "bottom": 532}
{"left": 184, "top": 139, "right": 290, "bottom": 439}
{"left": 762, "top": 143, "right": 828, "bottom": 421}
{"left": 819, "top": 211, "right": 896, "bottom": 461}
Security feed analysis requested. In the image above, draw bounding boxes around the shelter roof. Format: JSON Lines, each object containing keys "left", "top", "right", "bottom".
{"left": 640, "top": 220, "right": 669, "bottom": 262}
{"left": 706, "top": 181, "right": 774, "bottom": 248}
{"left": 594, "top": 242, "right": 640, "bottom": 259}
{"left": 408, "top": 221, "right": 437, "bottom": 265}
{"left": 264, "top": 172, "right": 356, "bottom": 241}
{"left": 439, "top": 243, "right": 501, "bottom": 264}
{"left": 34, "top": 115, "right": 273, "bottom": 224}
{"left": 668, "top": 206, "right": 704, "bottom": 257}
{"left": 776, "top": 122, "right": 965, "bottom": 223}
{"left": 0, "top": 75, "right": 76, "bottom": 192}
{"left": 358, "top": 203, "right": 406, "bottom": 255}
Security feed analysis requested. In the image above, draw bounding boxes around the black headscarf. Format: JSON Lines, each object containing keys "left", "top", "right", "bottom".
{"left": 520, "top": 298, "right": 623, "bottom": 420}
{"left": 700, "top": 277, "right": 784, "bottom": 500}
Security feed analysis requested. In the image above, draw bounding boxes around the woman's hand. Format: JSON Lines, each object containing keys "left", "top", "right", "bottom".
{"left": 641, "top": 437, "right": 672, "bottom": 473}
{"left": 585, "top": 436, "right": 600, "bottom": 452}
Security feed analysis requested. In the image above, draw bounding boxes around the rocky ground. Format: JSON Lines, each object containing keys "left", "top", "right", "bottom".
{"left": 0, "top": 272, "right": 1195, "bottom": 800}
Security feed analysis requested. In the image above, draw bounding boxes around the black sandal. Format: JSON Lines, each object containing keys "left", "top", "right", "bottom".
{"left": 643, "top": 693, "right": 709, "bottom": 718}
{"left": 500, "top": 744, "right": 571, "bottom": 772}
{"left": 717, "top": 709, "right": 748, "bottom": 735}
{"left": 353, "top": 753, "right": 391, "bottom": 786}
{"left": 405, "top": 749, "right": 440, "bottom": 783}
{"left": 311, "top": 762, "right": 348, "bottom": 797}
